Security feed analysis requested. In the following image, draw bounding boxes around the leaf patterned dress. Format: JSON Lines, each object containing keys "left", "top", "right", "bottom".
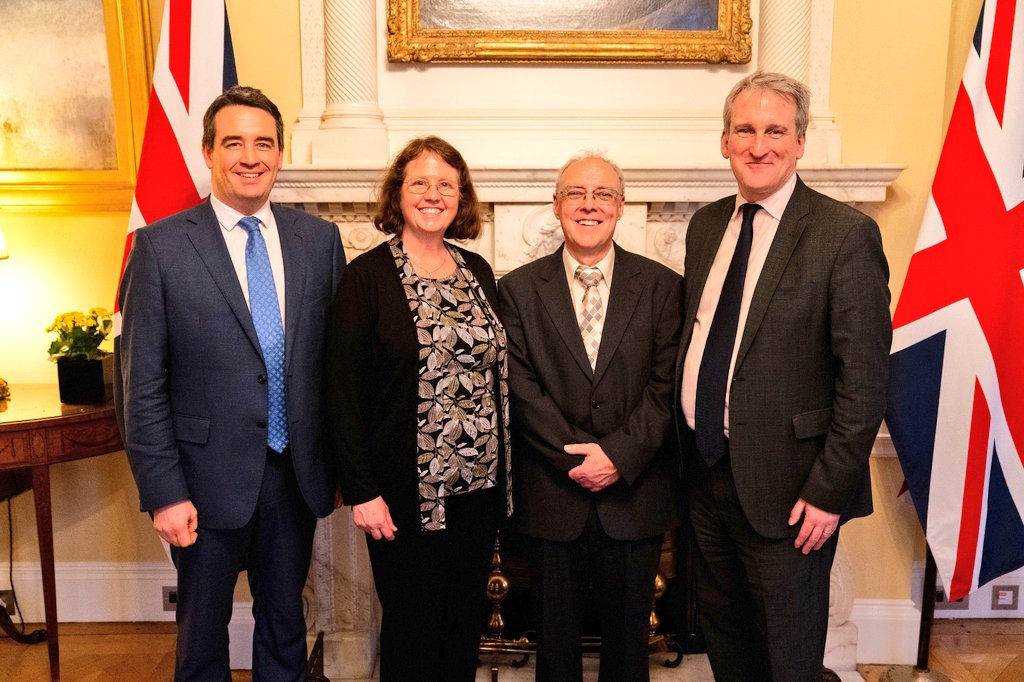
{"left": 389, "top": 237, "right": 512, "bottom": 531}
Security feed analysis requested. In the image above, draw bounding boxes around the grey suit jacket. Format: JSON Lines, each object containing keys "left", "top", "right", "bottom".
{"left": 117, "top": 199, "right": 345, "bottom": 529}
{"left": 676, "top": 176, "right": 891, "bottom": 538}
{"left": 498, "top": 244, "right": 683, "bottom": 542}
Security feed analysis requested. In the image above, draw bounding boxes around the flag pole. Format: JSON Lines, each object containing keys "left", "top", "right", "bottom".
{"left": 879, "top": 544, "right": 951, "bottom": 682}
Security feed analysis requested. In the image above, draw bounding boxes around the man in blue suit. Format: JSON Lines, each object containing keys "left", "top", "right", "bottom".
{"left": 117, "top": 86, "right": 345, "bottom": 680}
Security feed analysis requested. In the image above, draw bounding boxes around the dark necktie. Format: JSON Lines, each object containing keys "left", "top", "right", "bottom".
{"left": 238, "top": 216, "right": 288, "bottom": 453}
{"left": 694, "top": 203, "right": 761, "bottom": 466}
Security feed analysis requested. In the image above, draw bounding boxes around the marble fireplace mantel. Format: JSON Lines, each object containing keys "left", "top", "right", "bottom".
{"left": 274, "top": 165, "right": 903, "bottom": 281}
{"left": 275, "top": 165, "right": 903, "bottom": 205}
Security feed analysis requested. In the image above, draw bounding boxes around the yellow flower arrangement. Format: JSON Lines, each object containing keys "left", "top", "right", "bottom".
{"left": 45, "top": 308, "right": 113, "bottom": 361}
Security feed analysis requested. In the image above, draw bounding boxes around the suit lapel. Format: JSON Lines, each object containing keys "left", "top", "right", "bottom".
{"left": 537, "top": 248, "right": 593, "bottom": 377}
{"left": 185, "top": 200, "right": 263, "bottom": 354}
{"left": 593, "top": 244, "right": 642, "bottom": 385}
{"left": 734, "top": 177, "right": 811, "bottom": 373}
{"left": 274, "top": 204, "right": 307, "bottom": 373}
{"left": 676, "top": 198, "right": 733, "bottom": 377}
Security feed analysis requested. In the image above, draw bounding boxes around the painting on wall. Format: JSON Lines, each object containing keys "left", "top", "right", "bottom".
{"left": 388, "top": 0, "right": 751, "bottom": 63}
{"left": 0, "top": 0, "right": 116, "bottom": 171}
{"left": 0, "top": 0, "right": 151, "bottom": 209}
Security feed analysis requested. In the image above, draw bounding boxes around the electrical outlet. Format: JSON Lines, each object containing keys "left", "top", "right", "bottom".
{"left": 991, "top": 585, "right": 1019, "bottom": 611}
{"left": 162, "top": 586, "right": 177, "bottom": 612}
{"left": 0, "top": 590, "right": 14, "bottom": 615}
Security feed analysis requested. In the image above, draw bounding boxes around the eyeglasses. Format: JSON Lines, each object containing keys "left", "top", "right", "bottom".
{"left": 405, "top": 179, "right": 459, "bottom": 196}
{"left": 557, "top": 187, "right": 622, "bottom": 204}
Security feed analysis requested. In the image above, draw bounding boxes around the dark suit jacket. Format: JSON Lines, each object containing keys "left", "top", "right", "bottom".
{"left": 676, "top": 177, "right": 891, "bottom": 539}
{"left": 497, "top": 244, "right": 683, "bottom": 542}
{"left": 117, "top": 199, "right": 346, "bottom": 529}
{"left": 324, "top": 240, "right": 506, "bottom": 531}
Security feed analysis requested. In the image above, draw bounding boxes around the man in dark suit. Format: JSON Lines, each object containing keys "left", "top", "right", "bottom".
{"left": 676, "top": 72, "right": 891, "bottom": 680}
{"left": 117, "top": 86, "right": 345, "bottom": 681}
{"left": 498, "top": 153, "right": 682, "bottom": 682}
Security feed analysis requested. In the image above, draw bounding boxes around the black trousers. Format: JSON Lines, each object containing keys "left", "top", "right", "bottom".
{"left": 172, "top": 450, "right": 317, "bottom": 682}
{"left": 526, "top": 507, "right": 661, "bottom": 682}
{"left": 688, "top": 451, "right": 838, "bottom": 682}
{"left": 365, "top": 487, "right": 499, "bottom": 682}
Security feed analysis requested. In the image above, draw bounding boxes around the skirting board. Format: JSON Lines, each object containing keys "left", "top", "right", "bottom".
{"left": 4, "top": 561, "right": 255, "bottom": 669}
{"left": 5, "top": 561, "right": 920, "bottom": 667}
{"left": 849, "top": 599, "right": 921, "bottom": 665}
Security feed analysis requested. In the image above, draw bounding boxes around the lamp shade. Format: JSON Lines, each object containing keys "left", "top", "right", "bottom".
{"left": 0, "top": 227, "right": 7, "bottom": 259}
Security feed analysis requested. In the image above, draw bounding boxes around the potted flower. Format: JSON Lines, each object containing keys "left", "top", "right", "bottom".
{"left": 46, "top": 308, "right": 114, "bottom": 404}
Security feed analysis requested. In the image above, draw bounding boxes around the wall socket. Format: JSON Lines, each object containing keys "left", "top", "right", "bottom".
{"left": 0, "top": 590, "right": 14, "bottom": 616}
{"left": 934, "top": 587, "right": 969, "bottom": 610}
{"left": 162, "top": 586, "right": 178, "bottom": 612}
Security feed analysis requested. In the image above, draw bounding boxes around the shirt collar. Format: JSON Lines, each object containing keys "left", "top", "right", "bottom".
{"left": 211, "top": 194, "right": 274, "bottom": 231}
{"left": 735, "top": 172, "right": 798, "bottom": 222}
{"left": 562, "top": 242, "right": 616, "bottom": 285}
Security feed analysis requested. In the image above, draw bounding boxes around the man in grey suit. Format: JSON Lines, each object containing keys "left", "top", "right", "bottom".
{"left": 498, "top": 153, "right": 682, "bottom": 682}
{"left": 676, "top": 72, "right": 891, "bottom": 680}
{"left": 117, "top": 86, "right": 345, "bottom": 680}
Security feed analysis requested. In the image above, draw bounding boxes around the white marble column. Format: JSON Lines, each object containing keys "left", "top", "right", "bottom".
{"left": 291, "top": 0, "right": 327, "bottom": 164}
{"left": 310, "top": 0, "right": 389, "bottom": 167}
{"left": 759, "top": 0, "right": 812, "bottom": 83}
{"left": 309, "top": 510, "right": 380, "bottom": 680}
{"left": 758, "top": 0, "right": 842, "bottom": 163}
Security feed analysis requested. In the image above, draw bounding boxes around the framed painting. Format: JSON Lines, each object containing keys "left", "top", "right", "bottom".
{"left": 387, "top": 0, "right": 751, "bottom": 63}
{"left": 0, "top": 0, "right": 152, "bottom": 210}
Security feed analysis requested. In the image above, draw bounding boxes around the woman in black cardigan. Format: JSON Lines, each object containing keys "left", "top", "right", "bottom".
{"left": 325, "top": 136, "right": 511, "bottom": 681}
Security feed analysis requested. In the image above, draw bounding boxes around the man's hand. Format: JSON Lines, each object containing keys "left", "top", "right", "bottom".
{"left": 353, "top": 496, "right": 397, "bottom": 541}
{"left": 153, "top": 499, "right": 199, "bottom": 548}
{"left": 565, "top": 442, "right": 620, "bottom": 492}
{"left": 789, "top": 498, "right": 840, "bottom": 554}
{"left": 334, "top": 487, "right": 344, "bottom": 509}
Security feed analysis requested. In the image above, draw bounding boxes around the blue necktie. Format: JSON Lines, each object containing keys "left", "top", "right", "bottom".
{"left": 238, "top": 216, "right": 288, "bottom": 453}
{"left": 694, "top": 203, "right": 761, "bottom": 466}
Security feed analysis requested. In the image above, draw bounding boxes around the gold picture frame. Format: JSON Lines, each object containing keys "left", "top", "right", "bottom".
{"left": 387, "top": 0, "right": 751, "bottom": 64}
{"left": 0, "top": 0, "right": 152, "bottom": 211}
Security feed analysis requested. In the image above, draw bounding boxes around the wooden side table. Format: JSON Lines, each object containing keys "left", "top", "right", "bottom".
{"left": 0, "top": 384, "right": 123, "bottom": 681}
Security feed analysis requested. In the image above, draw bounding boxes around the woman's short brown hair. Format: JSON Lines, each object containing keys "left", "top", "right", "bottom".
{"left": 373, "top": 136, "right": 481, "bottom": 240}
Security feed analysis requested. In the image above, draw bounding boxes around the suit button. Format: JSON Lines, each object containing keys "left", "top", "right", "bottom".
{"left": 257, "top": 374, "right": 267, "bottom": 384}
{"left": 256, "top": 419, "right": 267, "bottom": 429}
{"left": 591, "top": 400, "right": 601, "bottom": 409}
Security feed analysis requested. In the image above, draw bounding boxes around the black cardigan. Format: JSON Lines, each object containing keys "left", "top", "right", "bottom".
{"left": 325, "top": 240, "right": 504, "bottom": 530}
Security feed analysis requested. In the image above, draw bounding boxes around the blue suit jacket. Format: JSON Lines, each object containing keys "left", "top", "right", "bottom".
{"left": 117, "top": 199, "right": 345, "bottom": 528}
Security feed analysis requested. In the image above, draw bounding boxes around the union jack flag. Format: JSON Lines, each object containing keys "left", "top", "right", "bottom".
{"left": 887, "top": 0, "right": 1024, "bottom": 602}
{"left": 113, "top": 0, "right": 237, "bottom": 334}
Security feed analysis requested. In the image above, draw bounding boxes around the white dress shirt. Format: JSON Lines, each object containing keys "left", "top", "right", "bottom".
{"left": 563, "top": 244, "right": 615, "bottom": 323}
{"left": 681, "top": 173, "right": 798, "bottom": 435}
{"left": 211, "top": 195, "right": 287, "bottom": 326}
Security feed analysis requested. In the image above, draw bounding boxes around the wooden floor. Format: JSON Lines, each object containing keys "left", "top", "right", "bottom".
{"left": 858, "top": 619, "right": 1024, "bottom": 682}
{"left": 0, "top": 622, "right": 251, "bottom": 682}
{"left": 1, "top": 618, "right": 1022, "bottom": 681}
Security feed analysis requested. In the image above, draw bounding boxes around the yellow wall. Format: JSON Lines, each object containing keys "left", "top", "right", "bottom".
{"left": 0, "top": 0, "right": 988, "bottom": 612}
